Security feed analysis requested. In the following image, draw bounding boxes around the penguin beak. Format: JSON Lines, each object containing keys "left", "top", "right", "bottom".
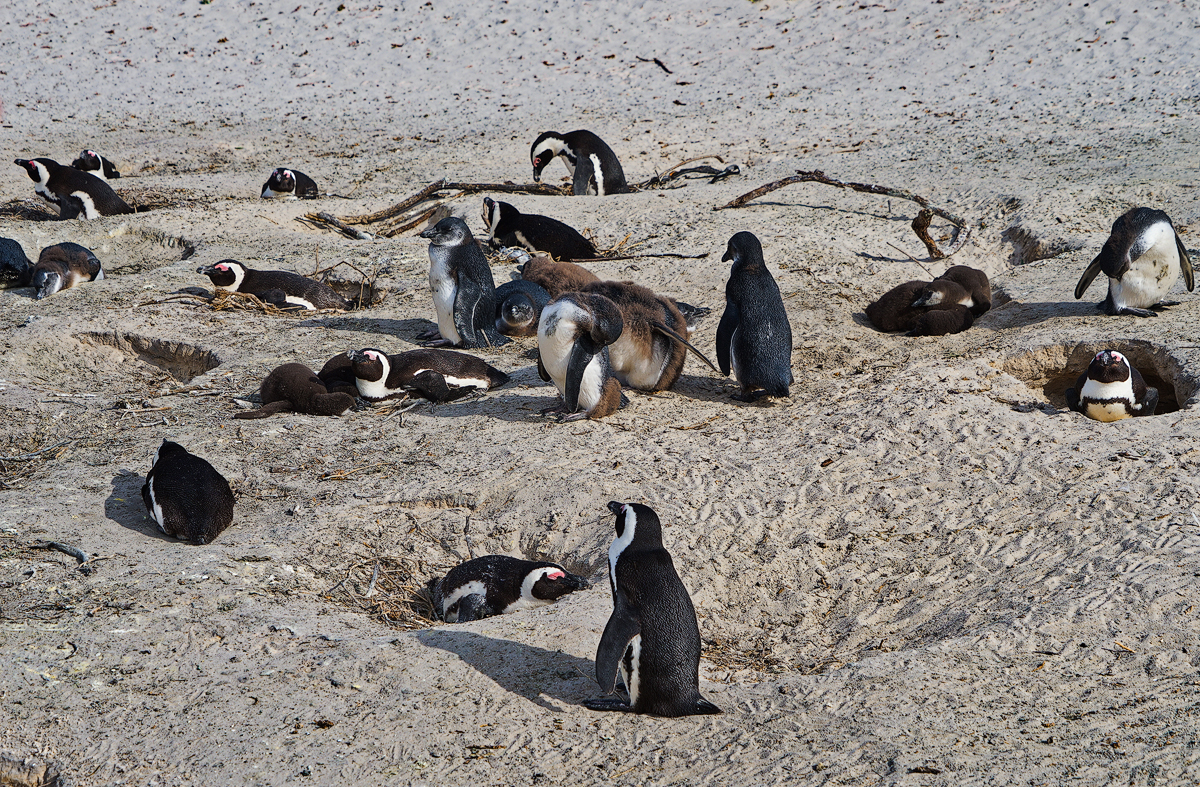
{"left": 912, "top": 292, "right": 931, "bottom": 308}
{"left": 197, "top": 265, "right": 215, "bottom": 275}
{"left": 1097, "top": 350, "right": 1113, "bottom": 365}
{"left": 606, "top": 501, "right": 625, "bottom": 516}
{"left": 418, "top": 227, "right": 437, "bottom": 239}
{"left": 721, "top": 248, "right": 737, "bottom": 263}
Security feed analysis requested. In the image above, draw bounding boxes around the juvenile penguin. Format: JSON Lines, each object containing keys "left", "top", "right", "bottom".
{"left": 14, "top": 158, "right": 133, "bottom": 219}
{"left": 347, "top": 348, "right": 509, "bottom": 404}
{"left": 1075, "top": 207, "right": 1194, "bottom": 317}
{"left": 261, "top": 168, "right": 319, "bottom": 199}
{"left": 494, "top": 279, "right": 551, "bottom": 337}
{"left": 537, "top": 292, "right": 627, "bottom": 421}
{"left": 419, "top": 217, "right": 508, "bottom": 348}
{"left": 70, "top": 150, "right": 121, "bottom": 181}
{"left": 580, "top": 280, "right": 719, "bottom": 392}
{"left": 585, "top": 501, "right": 721, "bottom": 717}
{"left": 1066, "top": 350, "right": 1158, "bottom": 422}
{"left": 716, "top": 232, "right": 794, "bottom": 401}
{"left": 141, "top": 439, "right": 235, "bottom": 545}
{"left": 520, "top": 254, "right": 601, "bottom": 298}
{"left": 429, "top": 555, "right": 589, "bottom": 623}
{"left": 866, "top": 278, "right": 973, "bottom": 335}
{"left": 481, "top": 197, "right": 598, "bottom": 260}
{"left": 29, "top": 242, "right": 104, "bottom": 299}
{"left": 233, "top": 363, "right": 355, "bottom": 419}
{"left": 937, "top": 265, "right": 991, "bottom": 316}
{"left": 316, "top": 351, "right": 362, "bottom": 397}
{"left": 196, "top": 260, "right": 350, "bottom": 310}
{"left": 530, "top": 130, "right": 628, "bottom": 196}
{"left": 0, "top": 238, "right": 33, "bottom": 289}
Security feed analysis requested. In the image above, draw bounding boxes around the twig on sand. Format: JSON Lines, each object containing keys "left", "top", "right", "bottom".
{"left": 886, "top": 242, "right": 937, "bottom": 279}
{"left": 297, "top": 212, "right": 375, "bottom": 240}
{"left": 716, "top": 169, "right": 971, "bottom": 259}
{"left": 0, "top": 440, "right": 75, "bottom": 462}
{"left": 33, "top": 540, "right": 90, "bottom": 563}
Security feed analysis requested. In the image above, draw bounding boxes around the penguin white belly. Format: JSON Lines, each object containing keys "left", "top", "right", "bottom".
{"left": 283, "top": 295, "right": 316, "bottom": 310}
{"left": 607, "top": 333, "right": 667, "bottom": 389}
{"left": 1110, "top": 228, "right": 1180, "bottom": 310}
{"left": 1079, "top": 377, "right": 1135, "bottom": 422}
{"left": 589, "top": 154, "right": 605, "bottom": 197}
{"left": 70, "top": 191, "right": 100, "bottom": 220}
{"left": 355, "top": 375, "right": 398, "bottom": 401}
{"left": 440, "top": 580, "right": 487, "bottom": 623}
{"left": 146, "top": 482, "right": 167, "bottom": 533}
{"left": 729, "top": 326, "right": 742, "bottom": 381}
{"left": 429, "top": 262, "right": 461, "bottom": 344}
{"left": 261, "top": 187, "right": 296, "bottom": 200}
{"left": 621, "top": 635, "right": 642, "bottom": 706}
{"left": 575, "top": 355, "right": 605, "bottom": 411}
{"left": 538, "top": 322, "right": 575, "bottom": 396}
{"left": 1084, "top": 402, "right": 1131, "bottom": 422}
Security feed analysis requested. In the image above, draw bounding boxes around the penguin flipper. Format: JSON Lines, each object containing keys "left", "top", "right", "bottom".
{"left": 406, "top": 371, "right": 460, "bottom": 403}
{"left": 453, "top": 278, "right": 485, "bottom": 346}
{"left": 1074, "top": 253, "right": 1106, "bottom": 300}
{"left": 595, "top": 609, "right": 640, "bottom": 694}
{"left": 651, "top": 321, "right": 720, "bottom": 373}
{"left": 582, "top": 698, "right": 633, "bottom": 713}
{"left": 1065, "top": 387, "right": 1082, "bottom": 414}
{"left": 1175, "top": 232, "right": 1194, "bottom": 292}
{"left": 1138, "top": 387, "right": 1159, "bottom": 417}
{"left": 563, "top": 341, "right": 600, "bottom": 413}
{"left": 57, "top": 197, "right": 83, "bottom": 221}
{"left": 715, "top": 303, "right": 738, "bottom": 377}
{"left": 537, "top": 350, "right": 551, "bottom": 383}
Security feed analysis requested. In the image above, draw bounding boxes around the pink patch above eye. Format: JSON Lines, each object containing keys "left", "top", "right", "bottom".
{"left": 216, "top": 264, "right": 229, "bottom": 271}
{"left": 546, "top": 570, "right": 565, "bottom": 579}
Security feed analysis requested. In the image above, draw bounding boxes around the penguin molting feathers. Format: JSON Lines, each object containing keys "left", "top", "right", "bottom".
{"left": 1075, "top": 207, "right": 1194, "bottom": 317}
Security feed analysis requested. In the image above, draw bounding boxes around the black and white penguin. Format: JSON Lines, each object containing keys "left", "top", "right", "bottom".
{"left": 494, "top": 279, "right": 551, "bottom": 337}
{"left": 419, "top": 217, "right": 508, "bottom": 348}
{"left": 233, "top": 363, "right": 355, "bottom": 419}
{"left": 14, "top": 158, "right": 133, "bottom": 219}
{"left": 141, "top": 439, "right": 235, "bottom": 545}
{"left": 585, "top": 501, "right": 721, "bottom": 717}
{"left": 347, "top": 348, "right": 510, "bottom": 404}
{"left": 196, "top": 260, "right": 351, "bottom": 310}
{"left": 579, "top": 280, "right": 718, "bottom": 392}
{"left": 481, "top": 197, "right": 598, "bottom": 260}
{"left": 715, "top": 232, "right": 794, "bottom": 401}
{"left": 530, "top": 130, "right": 628, "bottom": 196}
{"left": 537, "top": 292, "right": 627, "bottom": 421}
{"left": 1065, "top": 350, "right": 1158, "bottom": 422}
{"left": 261, "top": 168, "right": 319, "bottom": 200}
{"left": 429, "top": 555, "right": 589, "bottom": 623}
{"left": 1075, "top": 207, "right": 1195, "bottom": 317}
{"left": 0, "top": 238, "right": 33, "bottom": 289}
{"left": 70, "top": 150, "right": 121, "bottom": 181}
{"left": 520, "top": 254, "right": 601, "bottom": 298}
{"left": 29, "top": 242, "right": 104, "bottom": 300}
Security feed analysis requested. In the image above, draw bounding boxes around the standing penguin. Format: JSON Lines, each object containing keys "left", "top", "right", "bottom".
{"left": 537, "top": 292, "right": 627, "bottom": 421}
{"left": 261, "top": 168, "right": 319, "bottom": 199}
{"left": 715, "top": 232, "right": 794, "bottom": 401}
{"left": 0, "top": 238, "right": 33, "bottom": 289}
{"left": 141, "top": 440, "right": 235, "bottom": 545}
{"left": 429, "top": 555, "right": 589, "bottom": 623}
{"left": 70, "top": 150, "right": 121, "bottom": 181}
{"left": 1065, "top": 349, "right": 1159, "bottom": 422}
{"left": 1075, "top": 207, "right": 1194, "bottom": 317}
{"left": 585, "top": 501, "right": 721, "bottom": 717}
{"left": 530, "top": 130, "right": 628, "bottom": 196}
{"left": 481, "top": 197, "right": 598, "bottom": 259}
{"left": 29, "top": 243, "right": 104, "bottom": 299}
{"left": 419, "top": 217, "right": 508, "bottom": 348}
{"left": 14, "top": 158, "right": 133, "bottom": 219}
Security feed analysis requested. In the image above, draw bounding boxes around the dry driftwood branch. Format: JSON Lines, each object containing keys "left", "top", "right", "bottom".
{"left": 715, "top": 169, "right": 971, "bottom": 258}
{"left": 34, "top": 540, "right": 90, "bottom": 563}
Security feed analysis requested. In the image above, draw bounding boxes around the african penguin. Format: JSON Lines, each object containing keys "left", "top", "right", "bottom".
{"left": 316, "top": 351, "right": 363, "bottom": 397}
{"left": 937, "top": 265, "right": 991, "bottom": 316}
{"left": 0, "top": 238, "right": 33, "bottom": 289}
{"left": 14, "top": 158, "right": 133, "bottom": 219}
{"left": 347, "top": 348, "right": 509, "bottom": 404}
{"left": 197, "top": 260, "right": 351, "bottom": 310}
{"left": 530, "top": 130, "right": 628, "bottom": 196}
{"left": 70, "top": 150, "right": 121, "bottom": 181}
{"left": 29, "top": 242, "right": 104, "bottom": 300}
{"left": 537, "top": 292, "right": 627, "bottom": 421}
{"left": 429, "top": 555, "right": 589, "bottom": 623}
{"left": 419, "top": 217, "right": 508, "bottom": 348}
{"left": 579, "top": 280, "right": 718, "bottom": 392}
{"left": 520, "top": 254, "right": 601, "bottom": 299}
{"left": 141, "top": 439, "right": 235, "bottom": 545}
{"left": 481, "top": 197, "right": 598, "bottom": 260}
{"left": 494, "top": 279, "right": 551, "bottom": 337}
{"left": 233, "top": 363, "right": 355, "bottom": 419}
{"left": 1065, "top": 350, "right": 1159, "bottom": 422}
{"left": 1075, "top": 207, "right": 1195, "bottom": 317}
{"left": 866, "top": 278, "right": 975, "bottom": 336}
{"left": 584, "top": 501, "right": 721, "bottom": 717}
{"left": 716, "top": 232, "right": 794, "bottom": 401}
{"left": 261, "top": 168, "right": 319, "bottom": 200}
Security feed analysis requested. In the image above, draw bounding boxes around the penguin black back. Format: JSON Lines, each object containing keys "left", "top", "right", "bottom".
{"left": 141, "top": 440, "right": 234, "bottom": 545}
{"left": 261, "top": 168, "right": 319, "bottom": 199}
{"left": 14, "top": 157, "right": 133, "bottom": 219}
{"left": 716, "top": 232, "right": 794, "bottom": 401}
{"left": 430, "top": 555, "right": 588, "bottom": 623}
{"left": 482, "top": 197, "right": 598, "bottom": 260}
{"left": 196, "top": 260, "right": 350, "bottom": 310}
{"left": 936, "top": 265, "right": 991, "bottom": 316}
{"left": 348, "top": 348, "right": 509, "bottom": 403}
{"left": 530, "top": 130, "right": 628, "bottom": 196}
{"left": 0, "top": 238, "right": 33, "bottom": 289}
{"left": 71, "top": 150, "right": 121, "bottom": 181}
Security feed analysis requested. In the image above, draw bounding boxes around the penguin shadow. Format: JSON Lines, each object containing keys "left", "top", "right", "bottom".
{"left": 418, "top": 387, "right": 566, "bottom": 424}
{"left": 660, "top": 373, "right": 739, "bottom": 405}
{"left": 296, "top": 315, "right": 430, "bottom": 342}
{"left": 104, "top": 469, "right": 174, "bottom": 542}
{"left": 976, "top": 299, "right": 1105, "bottom": 331}
{"left": 416, "top": 628, "right": 595, "bottom": 712}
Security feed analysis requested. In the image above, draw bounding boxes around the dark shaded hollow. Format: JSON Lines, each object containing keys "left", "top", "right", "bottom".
{"left": 77, "top": 332, "right": 220, "bottom": 383}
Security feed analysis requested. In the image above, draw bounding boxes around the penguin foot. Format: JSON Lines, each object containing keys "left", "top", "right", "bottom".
{"left": 416, "top": 327, "right": 441, "bottom": 341}
{"left": 583, "top": 698, "right": 633, "bottom": 713}
{"left": 1153, "top": 301, "right": 1180, "bottom": 309}
{"left": 1114, "top": 307, "right": 1158, "bottom": 318}
{"left": 420, "top": 338, "right": 454, "bottom": 348}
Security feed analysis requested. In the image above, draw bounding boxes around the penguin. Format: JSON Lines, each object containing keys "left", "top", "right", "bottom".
{"left": 316, "top": 351, "right": 363, "bottom": 397}
{"left": 196, "top": 260, "right": 351, "bottom": 310}
{"left": 715, "top": 232, "right": 794, "bottom": 401}
{"left": 937, "top": 265, "right": 991, "bottom": 316}
{"left": 537, "top": 292, "right": 627, "bottom": 421}
{"left": 579, "top": 280, "right": 719, "bottom": 391}
{"left": 419, "top": 217, "right": 508, "bottom": 348}
{"left": 70, "top": 150, "right": 121, "bottom": 181}
{"left": 481, "top": 197, "right": 598, "bottom": 260}
{"left": 1065, "top": 349, "right": 1158, "bottom": 422}
{"left": 494, "top": 279, "right": 551, "bottom": 337}
{"left": 29, "top": 243, "right": 104, "bottom": 300}
{"left": 1075, "top": 207, "right": 1195, "bottom": 317}
{"left": 233, "top": 363, "right": 355, "bottom": 419}
{"left": 0, "top": 238, "right": 33, "bottom": 289}
{"left": 520, "top": 254, "right": 600, "bottom": 298}
{"left": 347, "top": 348, "right": 510, "bottom": 404}
{"left": 530, "top": 130, "right": 629, "bottom": 196}
{"left": 261, "top": 168, "right": 319, "bottom": 199}
{"left": 13, "top": 158, "right": 133, "bottom": 219}
{"left": 584, "top": 501, "right": 721, "bottom": 717}
{"left": 140, "top": 439, "right": 235, "bottom": 545}
{"left": 907, "top": 278, "right": 976, "bottom": 336}
{"left": 429, "top": 555, "right": 589, "bottom": 623}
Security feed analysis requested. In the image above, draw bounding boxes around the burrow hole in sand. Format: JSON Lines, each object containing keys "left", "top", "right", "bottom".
{"left": 1002, "top": 340, "right": 1196, "bottom": 415}
{"left": 76, "top": 332, "right": 219, "bottom": 383}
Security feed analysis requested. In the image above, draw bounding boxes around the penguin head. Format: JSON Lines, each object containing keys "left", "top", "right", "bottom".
{"left": 606, "top": 501, "right": 663, "bottom": 548}
{"left": 72, "top": 150, "right": 102, "bottom": 172}
{"left": 197, "top": 259, "right": 247, "bottom": 290}
{"left": 14, "top": 158, "right": 51, "bottom": 185}
{"left": 267, "top": 168, "right": 296, "bottom": 193}
{"left": 523, "top": 563, "right": 590, "bottom": 602}
{"left": 31, "top": 269, "right": 61, "bottom": 300}
{"left": 721, "top": 231, "right": 765, "bottom": 271}
{"left": 481, "top": 197, "right": 516, "bottom": 239}
{"left": 530, "top": 131, "right": 565, "bottom": 182}
{"left": 497, "top": 293, "right": 539, "bottom": 336}
{"left": 152, "top": 439, "right": 187, "bottom": 468}
{"left": 912, "top": 279, "right": 968, "bottom": 308}
{"left": 420, "top": 217, "right": 474, "bottom": 247}
{"left": 347, "top": 348, "right": 389, "bottom": 383}
{"left": 1088, "top": 350, "right": 1132, "bottom": 383}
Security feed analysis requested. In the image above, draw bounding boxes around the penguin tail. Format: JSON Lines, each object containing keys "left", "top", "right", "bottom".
{"left": 488, "top": 368, "right": 511, "bottom": 388}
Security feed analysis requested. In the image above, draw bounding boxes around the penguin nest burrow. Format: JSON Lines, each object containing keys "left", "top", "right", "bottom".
{"left": 76, "top": 332, "right": 221, "bottom": 384}
{"left": 1001, "top": 340, "right": 1198, "bottom": 415}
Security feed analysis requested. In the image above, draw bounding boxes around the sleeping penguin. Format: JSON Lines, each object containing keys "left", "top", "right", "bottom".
{"left": 429, "top": 555, "right": 588, "bottom": 623}
{"left": 1075, "top": 207, "right": 1194, "bottom": 317}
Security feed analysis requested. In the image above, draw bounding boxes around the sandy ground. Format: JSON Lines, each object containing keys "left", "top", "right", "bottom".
{"left": 2, "top": 1, "right": 1200, "bottom": 785}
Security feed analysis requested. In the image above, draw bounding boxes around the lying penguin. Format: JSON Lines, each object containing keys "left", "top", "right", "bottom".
{"left": 142, "top": 440, "right": 235, "bottom": 545}
{"left": 29, "top": 242, "right": 105, "bottom": 299}
{"left": 429, "top": 555, "right": 589, "bottom": 623}
{"left": 261, "top": 168, "right": 319, "bottom": 199}
{"left": 866, "top": 265, "right": 990, "bottom": 336}
{"left": 233, "top": 362, "right": 356, "bottom": 419}
{"left": 481, "top": 197, "right": 598, "bottom": 260}
{"left": 1065, "top": 349, "right": 1158, "bottom": 422}
{"left": 347, "top": 348, "right": 509, "bottom": 404}
{"left": 0, "top": 238, "right": 33, "bottom": 289}
{"left": 197, "top": 260, "right": 350, "bottom": 310}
